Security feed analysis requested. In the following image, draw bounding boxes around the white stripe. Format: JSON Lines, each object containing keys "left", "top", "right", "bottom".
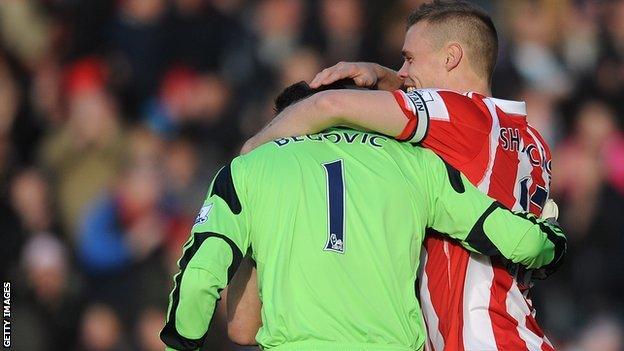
{"left": 419, "top": 249, "right": 445, "bottom": 351}
{"left": 526, "top": 127, "right": 551, "bottom": 199}
{"left": 400, "top": 91, "right": 417, "bottom": 117}
{"left": 543, "top": 335, "right": 554, "bottom": 348}
{"left": 401, "top": 90, "right": 430, "bottom": 143}
{"left": 477, "top": 98, "right": 501, "bottom": 193}
{"left": 489, "top": 98, "right": 527, "bottom": 116}
{"left": 513, "top": 138, "right": 534, "bottom": 212}
{"left": 462, "top": 253, "right": 498, "bottom": 350}
{"left": 420, "top": 89, "right": 450, "bottom": 121}
{"left": 409, "top": 109, "right": 429, "bottom": 143}
{"left": 505, "top": 286, "right": 544, "bottom": 351}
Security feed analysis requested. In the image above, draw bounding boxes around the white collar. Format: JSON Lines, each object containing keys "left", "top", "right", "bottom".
{"left": 465, "top": 91, "right": 527, "bottom": 116}
{"left": 488, "top": 97, "right": 527, "bottom": 116}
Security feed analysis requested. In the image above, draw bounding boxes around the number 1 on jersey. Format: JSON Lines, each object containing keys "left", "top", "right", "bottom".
{"left": 323, "top": 160, "right": 345, "bottom": 253}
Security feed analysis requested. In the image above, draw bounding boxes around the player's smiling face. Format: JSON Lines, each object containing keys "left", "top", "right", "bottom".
{"left": 398, "top": 22, "right": 448, "bottom": 91}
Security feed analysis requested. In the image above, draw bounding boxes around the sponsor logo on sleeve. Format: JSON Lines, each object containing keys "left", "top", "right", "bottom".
{"left": 194, "top": 203, "right": 214, "bottom": 225}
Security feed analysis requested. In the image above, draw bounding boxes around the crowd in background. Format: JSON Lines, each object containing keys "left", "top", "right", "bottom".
{"left": 0, "top": 0, "right": 623, "bottom": 350}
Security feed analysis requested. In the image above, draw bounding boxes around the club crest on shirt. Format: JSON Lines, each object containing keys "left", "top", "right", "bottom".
{"left": 194, "top": 203, "right": 214, "bottom": 225}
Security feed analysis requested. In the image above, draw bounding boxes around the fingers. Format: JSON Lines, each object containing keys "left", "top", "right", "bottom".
{"left": 353, "top": 75, "right": 375, "bottom": 88}
{"left": 310, "top": 65, "right": 341, "bottom": 88}
{"left": 541, "top": 199, "right": 559, "bottom": 220}
{"left": 310, "top": 62, "right": 357, "bottom": 88}
{"left": 321, "top": 69, "right": 350, "bottom": 87}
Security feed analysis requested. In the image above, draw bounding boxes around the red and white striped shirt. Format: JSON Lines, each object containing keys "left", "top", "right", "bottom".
{"left": 393, "top": 88, "right": 554, "bottom": 351}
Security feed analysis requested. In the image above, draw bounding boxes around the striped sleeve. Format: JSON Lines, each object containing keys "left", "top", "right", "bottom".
{"left": 392, "top": 89, "right": 430, "bottom": 143}
{"left": 424, "top": 155, "right": 567, "bottom": 271}
{"left": 161, "top": 159, "right": 250, "bottom": 350}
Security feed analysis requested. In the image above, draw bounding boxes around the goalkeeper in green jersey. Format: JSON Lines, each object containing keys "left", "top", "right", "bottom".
{"left": 160, "top": 82, "right": 566, "bottom": 351}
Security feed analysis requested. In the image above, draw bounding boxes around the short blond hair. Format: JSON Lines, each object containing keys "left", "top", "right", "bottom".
{"left": 407, "top": 0, "right": 498, "bottom": 81}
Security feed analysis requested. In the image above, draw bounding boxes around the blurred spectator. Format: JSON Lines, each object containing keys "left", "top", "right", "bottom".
{"left": 77, "top": 131, "right": 165, "bottom": 274}
{"left": 239, "top": 48, "right": 324, "bottom": 138}
{"left": 554, "top": 100, "right": 624, "bottom": 234}
{"left": 168, "top": 0, "right": 234, "bottom": 71}
{"left": 109, "top": 0, "right": 169, "bottom": 116}
{"left": 76, "top": 128, "right": 174, "bottom": 323}
{"left": 10, "top": 169, "right": 55, "bottom": 235}
{"left": 565, "top": 314, "right": 624, "bottom": 351}
{"left": 561, "top": 1, "right": 600, "bottom": 75}
{"left": 0, "top": 53, "right": 26, "bottom": 278}
{"left": 58, "top": 0, "right": 115, "bottom": 60}
{"left": 0, "top": 0, "right": 51, "bottom": 70}
{"left": 0, "top": 53, "right": 19, "bottom": 145}
{"left": 136, "top": 307, "right": 166, "bottom": 351}
{"left": 3, "top": 168, "right": 59, "bottom": 281}
{"left": 254, "top": 0, "right": 306, "bottom": 69}
{"left": 143, "top": 66, "right": 242, "bottom": 162}
{"left": 316, "top": 0, "right": 376, "bottom": 63}
{"left": 279, "top": 48, "right": 323, "bottom": 87}
{"left": 534, "top": 98, "right": 624, "bottom": 341}
{"left": 15, "top": 234, "right": 82, "bottom": 351}
{"left": 503, "top": 0, "right": 571, "bottom": 96}
{"left": 376, "top": 1, "right": 417, "bottom": 69}
{"left": 79, "top": 303, "right": 128, "bottom": 351}
{"left": 40, "top": 57, "right": 127, "bottom": 239}
{"left": 31, "top": 60, "right": 64, "bottom": 127}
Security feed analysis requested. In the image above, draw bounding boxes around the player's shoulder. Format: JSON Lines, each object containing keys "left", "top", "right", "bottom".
{"left": 401, "top": 88, "right": 488, "bottom": 124}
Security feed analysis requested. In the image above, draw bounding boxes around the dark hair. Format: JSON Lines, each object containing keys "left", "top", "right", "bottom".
{"left": 274, "top": 79, "right": 356, "bottom": 114}
{"left": 407, "top": 0, "right": 498, "bottom": 81}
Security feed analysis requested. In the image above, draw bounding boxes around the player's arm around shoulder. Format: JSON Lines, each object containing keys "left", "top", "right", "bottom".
{"left": 422, "top": 153, "right": 567, "bottom": 276}
{"left": 242, "top": 89, "right": 410, "bottom": 154}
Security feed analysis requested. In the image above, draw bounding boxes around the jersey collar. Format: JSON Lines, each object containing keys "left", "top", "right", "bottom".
{"left": 466, "top": 92, "right": 527, "bottom": 117}
{"left": 488, "top": 97, "right": 527, "bottom": 116}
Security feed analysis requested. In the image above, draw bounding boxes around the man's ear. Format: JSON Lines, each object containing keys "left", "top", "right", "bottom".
{"left": 445, "top": 43, "right": 463, "bottom": 72}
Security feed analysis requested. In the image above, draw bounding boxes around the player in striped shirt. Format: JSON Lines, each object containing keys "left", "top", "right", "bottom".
{"left": 234, "top": 1, "right": 558, "bottom": 350}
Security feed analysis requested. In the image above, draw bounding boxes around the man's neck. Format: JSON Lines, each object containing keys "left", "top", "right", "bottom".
{"left": 446, "top": 79, "right": 491, "bottom": 96}
{"left": 442, "top": 71, "right": 492, "bottom": 96}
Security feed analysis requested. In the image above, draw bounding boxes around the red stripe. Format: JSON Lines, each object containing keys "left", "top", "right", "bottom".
{"left": 423, "top": 234, "right": 468, "bottom": 351}
{"left": 486, "top": 108, "right": 521, "bottom": 209}
{"left": 398, "top": 119, "right": 418, "bottom": 141}
{"left": 524, "top": 313, "right": 555, "bottom": 351}
{"left": 484, "top": 111, "right": 529, "bottom": 350}
{"left": 488, "top": 263, "right": 528, "bottom": 350}
{"left": 392, "top": 90, "right": 418, "bottom": 141}
{"left": 541, "top": 338, "right": 555, "bottom": 351}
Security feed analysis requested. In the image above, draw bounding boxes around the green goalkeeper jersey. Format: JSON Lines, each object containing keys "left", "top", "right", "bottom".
{"left": 160, "top": 128, "right": 566, "bottom": 351}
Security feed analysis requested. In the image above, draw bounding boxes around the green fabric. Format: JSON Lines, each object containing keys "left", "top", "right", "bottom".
{"left": 163, "top": 128, "right": 565, "bottom": 350}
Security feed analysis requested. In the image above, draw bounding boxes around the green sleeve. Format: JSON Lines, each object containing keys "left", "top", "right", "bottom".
{"left": 161, "top": 158, "right": 251, "bottom": 351}
{"left": 425, "top": 157, "right": 566, "bottom": 271}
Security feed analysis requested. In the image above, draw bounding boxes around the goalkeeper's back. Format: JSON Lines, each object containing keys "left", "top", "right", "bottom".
{"left": 235, "top": 128, "right": 563, "bottom": 350}
{"left": 242, "top": 129, "right": 431, "bottom": 350}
